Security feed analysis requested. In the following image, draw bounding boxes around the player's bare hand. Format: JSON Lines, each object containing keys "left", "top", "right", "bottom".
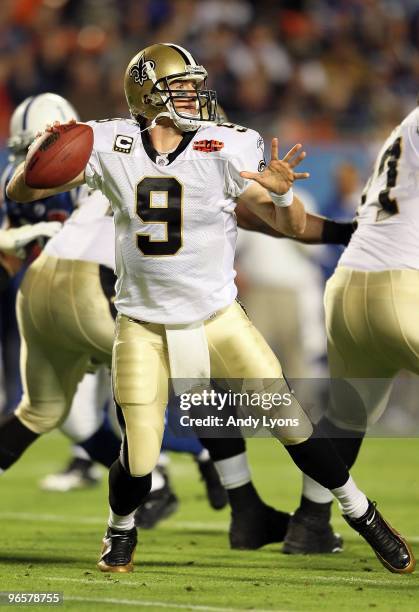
{"left": 240, "top": 139, "right": 310, "bottom": 194}
{"left": 35, "top": 119, "right": 77, "bottom": 138}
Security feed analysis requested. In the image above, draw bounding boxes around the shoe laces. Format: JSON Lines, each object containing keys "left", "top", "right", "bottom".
{"left": 104, "top": 530, "right": 136, "bottom": 564}
{"left": 364, "top": 504, "right": 402, "bottom": 556}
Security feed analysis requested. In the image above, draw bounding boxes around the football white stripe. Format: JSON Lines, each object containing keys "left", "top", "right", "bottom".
{"left": 0, "top": 511, "right": 227, "bottom": 529}
{"left": 164, "top": 42, "right": 197, "bottom": 66}
{"left": 66, "top": 595, "right": 280, "bottom": 612}
{"left": 2, "top": 511, "right": 419, "bottom": 543}
{"left": 21, "top": 96, "right": 36, "bottom": 131}
{"left": 46, "top": 574, "right": 404, "bottom": 591}
{"left": 36, "top": 585, "right": 291, "bottom": 611}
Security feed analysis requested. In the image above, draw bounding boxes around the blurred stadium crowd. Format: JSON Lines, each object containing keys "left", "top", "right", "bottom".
{"left": 0, "top": 0, "right": 418, "bottom": 143}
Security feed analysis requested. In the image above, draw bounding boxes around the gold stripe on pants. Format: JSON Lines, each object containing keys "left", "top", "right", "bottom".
{"left": 325, "top": 266, "right": 419, "bottom": 430}
{"left": 15, "top": 252, "right": 115, "bottom": 433}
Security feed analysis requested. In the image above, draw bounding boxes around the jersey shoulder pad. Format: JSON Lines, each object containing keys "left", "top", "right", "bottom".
{"left": 87, "top": 118, "right": 139, "bottom": 153}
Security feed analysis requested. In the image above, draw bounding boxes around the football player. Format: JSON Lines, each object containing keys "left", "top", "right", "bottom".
{"left": 282, "top": 100, "right": 419, "bottom": 554}
{"left": 0, "top": 93, "right": 122, "bottom": 479}
{"left": 2, "top": 137, "right": 223, "bottom": 522}
{"left": 0, "top": 94, "right": 77, "bottom": 413}
{"left": 0, "top": 95, "right": 289, "bottom": 543}
{"left": 6, "top": 44, "right": 414, "bottom": 575}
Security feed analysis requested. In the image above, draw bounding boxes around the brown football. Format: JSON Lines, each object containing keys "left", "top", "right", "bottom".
{"left": 24, "top": 122, "right": 94, "bottom": 188}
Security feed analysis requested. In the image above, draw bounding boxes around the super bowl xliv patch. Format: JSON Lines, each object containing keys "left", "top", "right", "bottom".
{"left": 113, "top": 135, "right": 134, "bottom": 154}
{"left": 193, "top": 139, "right": 224, "bottom": 152}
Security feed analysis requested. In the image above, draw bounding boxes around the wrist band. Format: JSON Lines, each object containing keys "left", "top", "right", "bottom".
{"left": 269, "top": 188, "right": 293, "bottom": 208}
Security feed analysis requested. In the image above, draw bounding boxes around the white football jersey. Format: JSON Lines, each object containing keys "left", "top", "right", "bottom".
{"left": 45, "top": 185, "right": 115, "bottom": 269}
{"left": 340, "top": 107, "right": 419, "bottom": 271}
{"left": 84, "top": 119, "right": 264, "bottom": 324}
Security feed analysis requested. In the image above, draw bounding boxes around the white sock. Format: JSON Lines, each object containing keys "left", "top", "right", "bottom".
{"left": 303, "top": 474, "right": 334, "bottom": 504}
{"left": 331, "top": 476, "right": 369, "bottom": 519}
{"left": 72, "top": 444, "right": 90, "bottom": 461}
{"left": 108, "top": 508, "right": 136, "bottom": 531}
{"left": 214, "top": 452, "right": 251, "bottom": 489}
{"left": 150, "top": 467, "right": 165, "bottom": 493}
{"left": 157, "top": 452, "right": 170, "bottom": 468}
{"left": 196, "top": 448, "right": 210, "bottom": 463}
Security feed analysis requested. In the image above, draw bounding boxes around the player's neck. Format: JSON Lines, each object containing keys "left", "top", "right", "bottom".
{"left": 148, "top": 119, "right": 184, "bottom": 155}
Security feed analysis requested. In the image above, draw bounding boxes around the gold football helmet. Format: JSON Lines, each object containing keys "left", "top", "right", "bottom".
{"left": 124, "top": 43, "right": 217, "bottom": 131}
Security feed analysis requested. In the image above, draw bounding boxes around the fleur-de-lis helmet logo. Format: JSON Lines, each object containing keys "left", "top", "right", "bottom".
{"left": 129, "top": 53, "right": 156, "bottom": 87}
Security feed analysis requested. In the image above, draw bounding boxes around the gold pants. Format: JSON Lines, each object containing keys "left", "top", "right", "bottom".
{"left": 15, "top": 252, "right": 115, "bottom": 433}
{"left": 325, "top": 267, "right": 419, "bottom": 430}
{"left": 113, "top": 300, "right": 313, "bottom": 476}
{"left": 242, "top": 286, "right": 305, "bottom": 377}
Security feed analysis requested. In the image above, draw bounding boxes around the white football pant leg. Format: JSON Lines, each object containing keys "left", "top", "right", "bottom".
{"left": 60, "top": 366, "right": 112, "bottom": 442}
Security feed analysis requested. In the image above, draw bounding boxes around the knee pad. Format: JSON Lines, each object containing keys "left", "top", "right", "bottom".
{"left": 245, "top": 378, "right": 314, "bottom": 445}
{"left": 121, "top": 405, "right": 165, "bottom": 477}
{"left": 15, "top": 397, "right": 67, "bottom": 434}
{"left": 125, "top": 425, "right": 162, "bottom": 476}
{"left": 326, "top": 378, "right": 392, "bottom": 433}
{"left": 268, "top": 393, "right": 313, "bottom": 445}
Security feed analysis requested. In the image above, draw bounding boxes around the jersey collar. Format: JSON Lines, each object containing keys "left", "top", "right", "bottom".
{"left": 140, "top": 124, "right": 198, "bottom": 165}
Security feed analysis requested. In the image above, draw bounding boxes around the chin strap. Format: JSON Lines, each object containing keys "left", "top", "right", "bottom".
{"left": 140, "top": 111, "right": 201, "bottom": 133}
{"left": 139, "top": 113, "right": 168, "bottom": 133}
{"left": 141, "top": 104, "right": 212, "bottom": 134}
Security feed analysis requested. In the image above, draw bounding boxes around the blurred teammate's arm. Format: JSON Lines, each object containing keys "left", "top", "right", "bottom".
{"left": 236, "top": 203, "right": 355, "bottom": 245}
{"left": 0, "top": 223, "right": 62, "bottom": 254}
{"left": 6, "top": 161, "right": 85, "bottom": 203}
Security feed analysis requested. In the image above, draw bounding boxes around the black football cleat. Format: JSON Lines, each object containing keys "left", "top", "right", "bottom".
{"left": 229, "top": 503, "right": 290, "bottom": 550}
{"left": 344, "top": 500, "right": 416, "bottom": 574}
{"left": 134, "top": 467, "right": 179, "bottom": 529}
{"left": 135, "top": 490, "right": 179, "bottom": 529}
{"left": 196, "top": 458, "right": 228, "bottom": 510}
{"left": 282, "top": 507, "right": 343, "bottom": 554}
{"left": 97, "top": 526, "right": 137, "bottom": 573}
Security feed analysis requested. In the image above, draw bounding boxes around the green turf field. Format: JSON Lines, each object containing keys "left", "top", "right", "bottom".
{"left": 0, "top": 433, "right": 418, "bottom": 611}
